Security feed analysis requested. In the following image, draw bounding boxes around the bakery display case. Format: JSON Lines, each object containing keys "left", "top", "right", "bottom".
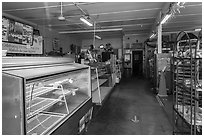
{"left": 90, "top": 62, "right": 113, "bottom": 105}
{"left": 2, "top": 57, "right": 92, "bottom": 135}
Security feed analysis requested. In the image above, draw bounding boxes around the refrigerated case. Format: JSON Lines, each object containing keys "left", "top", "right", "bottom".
{"left": 2, "top": 57, "right": 92, "bottom": 135}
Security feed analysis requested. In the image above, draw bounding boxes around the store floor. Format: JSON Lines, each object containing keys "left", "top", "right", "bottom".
{"left": 85, "top": 77, "right": 173, "bottom": 135}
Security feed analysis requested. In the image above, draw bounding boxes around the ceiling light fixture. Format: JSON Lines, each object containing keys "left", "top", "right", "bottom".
{"left": 195, "top": 28, "right": 202, "bottom": 32}
{"left": 150, "top": 33, "right": 156, "bottom": 39}
{"left": 58, "top": 15, "right": 65, "bottom": 21}
{"left": 58, "top": 2, "right": 65, "bottom": 21}
{"left": 95, "top": 35, "right": 102, "bottom": 40}
{"left": 99, "top": 44, "right": 104, "bottom": 49}
{"left": 80, "top": 16, "right": 93, "bottom": 26}
{"left": 161, "top": 13, "right": 172, "bottom": 25}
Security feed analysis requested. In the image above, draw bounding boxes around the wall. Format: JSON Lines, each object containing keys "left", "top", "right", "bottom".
{"left": 38, "top": 26, "right": 59, "bottom": 53}
{"left": 59, "top": 34, "right": 82, "bottom": 53}
{"left": 82, "top": 37, "right": 123, "bottom": 49}
{"left": 38, "top": 27, "right": 82, "bottom": 54}
{"left": 123, "top": 34, "right": 148, "bottom": 74}
{"left": 123, "top": 34, "right": 147, "bottom": 49}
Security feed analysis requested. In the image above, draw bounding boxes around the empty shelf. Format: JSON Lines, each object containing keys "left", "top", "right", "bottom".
{"left": 91, "top": 72, "right": 105, "bottom": 80}
{"left": 92, "top": 86, "right": 112, "bottom": 104}
{"left": 27, "top": 113, "right": 64, "bottom": 135}
{"left": 92, "top": 79, "right": 108, "bottom": 91}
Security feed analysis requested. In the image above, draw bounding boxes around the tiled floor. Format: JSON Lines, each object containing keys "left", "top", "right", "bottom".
{"left": 85, "top": 77, "right": 173, "bottom": 135}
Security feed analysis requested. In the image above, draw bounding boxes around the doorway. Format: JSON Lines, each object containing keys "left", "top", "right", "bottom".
{"left": 132, "top": 50, "right": 143, "bottom": 77}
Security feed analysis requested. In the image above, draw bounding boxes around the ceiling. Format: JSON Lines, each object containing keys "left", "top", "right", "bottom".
{"left": 2, "top": 2, "right": 202, "bottom": 39}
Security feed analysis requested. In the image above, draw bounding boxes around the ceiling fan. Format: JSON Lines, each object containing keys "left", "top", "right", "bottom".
{"left": 58, "top": 2, "right": 66, "bottom": 21}
{"left": 54, "top": 2, "right": 86, "bottom": 29}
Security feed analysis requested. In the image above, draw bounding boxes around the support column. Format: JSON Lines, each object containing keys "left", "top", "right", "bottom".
{"left": 157, "top": 23, "right": 162, "bottom": 53}
{"left": 157, "top": 10, "right": 162, "bottom": 54}
{"left": 93, "top": 22, "right": 96, "bottom": 48}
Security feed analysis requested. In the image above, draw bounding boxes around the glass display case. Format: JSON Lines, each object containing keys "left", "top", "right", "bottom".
{"left": 89, "top": 62, "right": 113, "bottom": 105}
{"left": 2, "top": 57, "right": 92, "bottom": 135}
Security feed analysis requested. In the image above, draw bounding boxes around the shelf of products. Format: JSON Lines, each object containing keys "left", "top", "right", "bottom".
{"left": 173, "top": 31, "right": 202, "bottom": 135}
{"left": 115, "top": 60, "right": 122, "bottom": 83}
{"left": 2, "top": 57, "right": 92, "bottom": 135}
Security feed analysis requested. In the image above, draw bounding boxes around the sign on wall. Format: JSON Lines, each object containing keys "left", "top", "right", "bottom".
{"left": 52, "top": 38, "right": 59, "bottom": 51}
{"left": 2, "top": 16, "right": 43, "bottom": 54}
{"left": 2, "top": 35, "right": 43, "bottom": 54}
{"left": 131, "top": 43, "right": 143, "bottom": 49}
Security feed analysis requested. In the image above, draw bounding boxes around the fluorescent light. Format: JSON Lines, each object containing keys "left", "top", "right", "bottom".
{"left": 161, "top": 14, "right": 172, "bottom": 24}
{"left": 150, "top": 33, "right": 156, "bottom": 39}
{"left": 99, "top": 44, "right": 104, "bottom": 49}
{"left": 80, "top": 17, "right": 93, "bottom": 26}
{"left": 95, "top": 35, "right": 102, "bottom": 40}
{"left": 195, "top": 28, "right": 202, "bottom": 32}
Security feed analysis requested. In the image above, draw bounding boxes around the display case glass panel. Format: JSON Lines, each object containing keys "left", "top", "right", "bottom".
{"left": 3, "top": 57, "right": 91, "bottom": 135}
{"left": 25, "top": 69, "right": 90, "bottom": 135}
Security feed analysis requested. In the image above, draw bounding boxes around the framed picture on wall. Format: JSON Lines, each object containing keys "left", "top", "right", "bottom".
{"left": 124, "top": 54, "right": 131, "bottom": 62}
{"left": 52, "top": 38, "right": 59, "bottom": 51}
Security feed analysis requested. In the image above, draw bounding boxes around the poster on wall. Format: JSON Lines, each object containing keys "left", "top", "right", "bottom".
{"left": 52, "top": 38, "right": 59, "bottom": 51}
{"left": 124, "top": 54, "right": 131, "bottom": 62}
{"left": 2, "top": 17, "right": 9, "bottom": 41}
{"left": 22, "top": 24, "right": 33, "bottom": 45}
{"left": 118, "top": 49, "right": 122, "bottom": 59}
{"left": 8, "top": 20, "right": 24, "bottom": 43}
{"left": 2, "top": 35, "right": 43, "bottom": 54}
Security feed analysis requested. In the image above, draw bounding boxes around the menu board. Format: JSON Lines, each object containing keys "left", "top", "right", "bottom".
{"left": 2, "top": 17, "right": 41, "bottom": 54}
{"left": 3, "top": 17, "right": 33, "bottom": 45}
{"left": 2, "top": 17, "right": 9, "bottom": 41}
